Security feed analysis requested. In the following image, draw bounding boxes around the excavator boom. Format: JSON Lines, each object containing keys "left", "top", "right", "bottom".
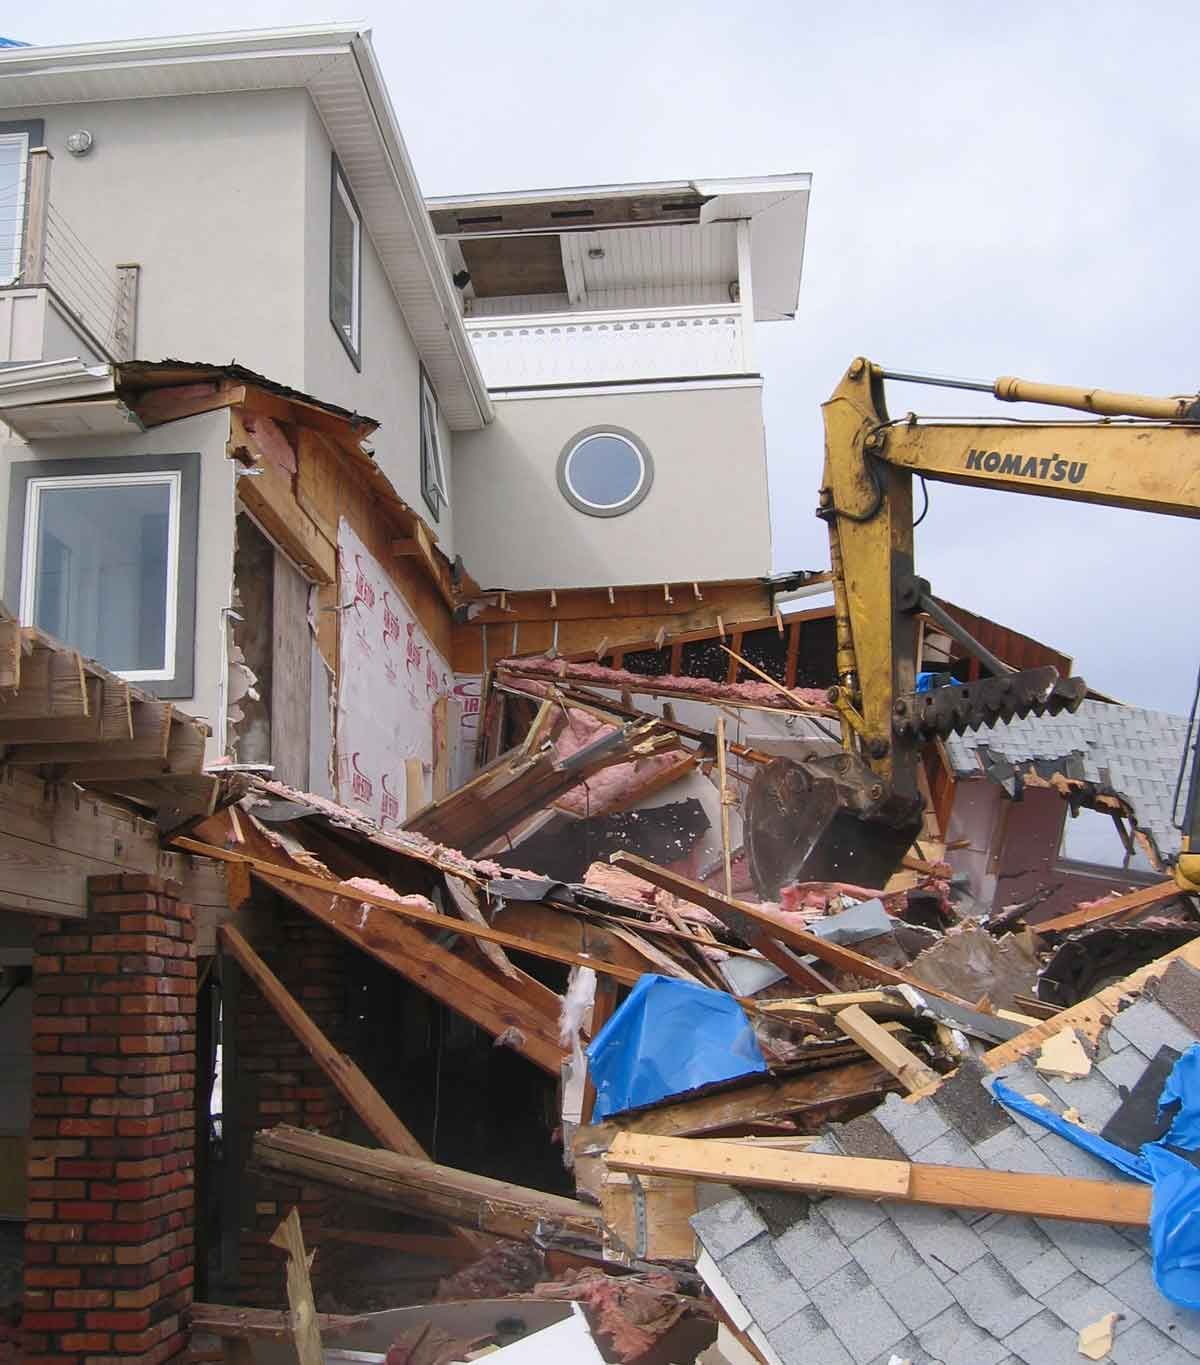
{"left": 746, "top": 359, "right": 1200, "bottom": 898}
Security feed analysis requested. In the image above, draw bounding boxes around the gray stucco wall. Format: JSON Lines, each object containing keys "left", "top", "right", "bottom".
{"left": 0, "top": 408, "right": 236, "bottom": 758}
{"left": 11, "top": 89, "right": 309, "bottom": 383}
{"left": 452, "top": 382, "right": 771, "bottom": 589}
{"left": 300, "top": 101, "right": 455, "bottom": 558}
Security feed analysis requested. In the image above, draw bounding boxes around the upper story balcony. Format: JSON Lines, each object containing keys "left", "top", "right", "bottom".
{"left": 429, "top": 175, "right": 810, "bottom": 391}
{"left": 1, "top": 143, "right": 137, "bottom": 369}
{"left": 464, "top": 301, "right": 749, "bottom": 388}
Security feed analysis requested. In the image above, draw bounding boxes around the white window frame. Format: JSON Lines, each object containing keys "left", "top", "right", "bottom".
{"left": 330, "top": 158, "right": 362, "bottom": 366}
{"left": 19, "top": 469, "right": 182, "bottom": 682}
{"left": 0, "top": 130, "right": 29, "bottom": 285}
{"left": 420, "top": 369, "right": 449, "bottom": 521}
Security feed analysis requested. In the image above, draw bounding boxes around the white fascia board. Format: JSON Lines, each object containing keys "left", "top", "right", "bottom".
{"left": 0, "top": 357, "right": 115, "bottom": 407}
{"left": 0, "top": 25, "right": 365, "bottom": 80}
{"left": 428, "top": 172, "right": 811, "bottom": 213}
{"left": 698, "top": 177, "right": 812, "bottom": 323}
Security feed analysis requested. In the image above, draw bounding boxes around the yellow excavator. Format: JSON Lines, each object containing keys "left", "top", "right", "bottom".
{"left": 745, "top": 358, "right": 1200, "bottom": 899}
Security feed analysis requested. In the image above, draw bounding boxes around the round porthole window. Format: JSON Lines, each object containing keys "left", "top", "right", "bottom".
{"left": 556, "top": 428, "right": 654, "bottom": 518}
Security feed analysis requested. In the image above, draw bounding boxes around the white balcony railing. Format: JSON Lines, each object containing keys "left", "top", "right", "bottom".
{"left": 464, "top": 303, "right": 752, "bottom": 388}
{"left": 2, "top": 148, "right": 137, "bottom": 362}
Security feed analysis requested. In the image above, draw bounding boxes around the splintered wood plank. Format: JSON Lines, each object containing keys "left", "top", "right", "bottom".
{"left": 188, "top": 1302, "right": 366, "bottom": 1342}
{"left": 220, "top": 924, "right": 487, "bottom": 1255}
{"left": 0, "top": 639, "right": 88, "bottom": 719}
{"left": 444, "top": 873, "right": 521, "bottom": 980}
{"left": 605, "top": 1134, "right": 1153, "bottom": 1225}
{"left": 836, "top": 1005, "right": 940, "bottom": 1094}
{"left": 267, "top": 1209, "right": 323, "bottom": 1365}
{"left": 1035, "top": 880, "right": 1182, "bottom": 934}
{"left": 5, "top": 697, "right": 172, "bottom": 766}
{"left": 255, "top": 1126, "right": 602, "bottom": 1243}
{"left": 611, "top": 852, "right": 974, "bottom": 1007}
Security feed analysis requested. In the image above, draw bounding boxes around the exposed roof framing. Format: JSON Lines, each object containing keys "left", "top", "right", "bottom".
{"left": 0, "top": 603, "right": 215, "bottom": 826}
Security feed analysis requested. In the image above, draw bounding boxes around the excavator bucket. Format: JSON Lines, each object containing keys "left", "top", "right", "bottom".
{"left": 744, "top": 753, "right": 925, "bottom": 899}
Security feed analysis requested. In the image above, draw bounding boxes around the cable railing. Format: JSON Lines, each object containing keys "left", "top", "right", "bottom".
{"left": 0, "top": 171, "right": 130, "bottom": 356}
{"left": 42, "top": 202, "right": 124, "bottom": 353}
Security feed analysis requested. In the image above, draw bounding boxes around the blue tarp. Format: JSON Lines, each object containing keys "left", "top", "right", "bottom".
{"left": 993, "top": 1044, "right": 1200, "bottom": 1308}
{"left": 586, "top": 974, "right": 767, "bottom": 1121}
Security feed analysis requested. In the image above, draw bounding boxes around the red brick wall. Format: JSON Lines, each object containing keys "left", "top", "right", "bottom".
{"left": 23, "top": 874, "right": 196, "bottom": 1364}
{"left": 234, "top": 909, "right": 347, "bottom": 1306}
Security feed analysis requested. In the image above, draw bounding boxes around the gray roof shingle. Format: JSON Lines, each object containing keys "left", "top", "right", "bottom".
{"left": 691, "top": 981, "right": 1200, "bottom": 1364}
{"left": 943, "top": 699, "right": 1192, "bottom": 860}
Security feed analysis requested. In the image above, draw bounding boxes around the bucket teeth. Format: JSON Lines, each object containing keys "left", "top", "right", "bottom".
{"left": 893, "top": 667, "right": 1088, "bottom": 741}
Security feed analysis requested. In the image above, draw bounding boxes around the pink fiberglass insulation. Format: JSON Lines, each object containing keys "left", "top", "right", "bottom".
{"left": 500, "top": 655, "right": 829, "bottom": 709}
{"left": 582, "top": 861, "right": 724, "bottom": 930}
{"left": 550, "top": 698, "right": 689, "bottom": 818}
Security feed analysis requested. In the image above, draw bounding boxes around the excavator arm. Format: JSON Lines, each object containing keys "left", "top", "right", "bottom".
{"left": 743, "top": 359, "right": 1200, "bottom": 897}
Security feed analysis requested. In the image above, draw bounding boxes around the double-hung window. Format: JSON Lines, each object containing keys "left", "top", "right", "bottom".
{"left": 329, "top": 157, "right": 362, "bottom": 367}
{"left": 419, "top": 369, "right": 449, "bottom": 522}
{"left": 0, "top": 120, "right": 43, "bottom": 285}
{"left": 8, "top": 454, "right": 200, "bottom": 697}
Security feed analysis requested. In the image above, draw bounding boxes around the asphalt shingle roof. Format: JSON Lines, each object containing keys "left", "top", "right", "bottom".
{"left": 692, "top": 962, "right": 1200, "bottom": 1365}
{"left": 943, "top": 699, "right": 1193, "bottom": 860}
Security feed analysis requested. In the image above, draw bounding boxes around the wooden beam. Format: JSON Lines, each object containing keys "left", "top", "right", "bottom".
{"left": 174, "top": 836, "right": 645, "bottom": 988}
{"left": 267, "top": 1209, "right": 323, "bottom": 1365}
{"left": 611, "top": 852, "right": 975, "bottom": 1008}
{"left": 605, "top": 1133, "right": 1153, "bottom": 1226}
{"left": 5, "top": 697, "right": 172, "bottom": 766}
{"left": 132, "top": 380, "right": 246, "bottom": 427}
{"left": 58, "top": 711, "right": 207, "bottom": 782}
{"left": 0, "top": 614, "right": 21, "bottom": 691}
{"left": 188, "top": 1304, "right": 366, "bottom": 1343}
{"left": 254, "top": 1126, "right": 603, "bottom": 1244}
{"left": 181, "top": 819, "right": 563, "bottom": 1075}
{"left": 835, "top": 1005, "right": 940, "bottom": 1094}
{"left": 1034, "top": 880, "right": 1182, "bottom": 934}
{"left": 222, "top": 923, "right": 487, "bottom": 1258}
{"left": 0, "top": 639, "right": 88, "bottom": 719}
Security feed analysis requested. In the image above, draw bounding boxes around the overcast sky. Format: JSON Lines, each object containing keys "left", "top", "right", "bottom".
{"left": 17, "top": 2, "right": 1200, "bottom": 715}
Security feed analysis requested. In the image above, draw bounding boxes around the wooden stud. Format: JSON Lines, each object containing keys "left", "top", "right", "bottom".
{"left": 716, "top": 716, "right": 733, "bottom": 901}
{"left": 835, "top": 1005, "right": 940, "bottom": 1093}
{"left": 1035, "top": 880, "right": 1181, "bottom": 935}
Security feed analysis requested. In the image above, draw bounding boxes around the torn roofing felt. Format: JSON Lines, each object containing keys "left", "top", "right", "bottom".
{"left": 944, "top": 697, "right": 1194, "bottom": 863}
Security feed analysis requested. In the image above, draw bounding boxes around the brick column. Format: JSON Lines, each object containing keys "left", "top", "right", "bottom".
{"left": 235, "top": 908, "right": 346, "bottom": 1306}
{"left": 23, "top": 874, "right": 196, "bottom": 1363}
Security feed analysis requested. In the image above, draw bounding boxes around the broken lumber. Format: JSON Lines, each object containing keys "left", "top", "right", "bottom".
{"left": 835, "top": 1004, "right": 940, "bottom": 1094}
{"left": 611, "top": 852, "right": 976, "bottom": 1008}
{"left": 253, "top": 1125, "right": 603, "bottom": 1244}
{"left": 188, "top": 1304, "right": 366, "bottom": 1341}
{"left": 579, "top": 1056, "right": 896, "bottom": 1141}
{"left": 219, "top": 924, "right": 488, "bottom": 1254}
{"left": 604, "top": 1134, "right": 1152, "bottom": 1226}
{"left": 984, "top": 935, "right": 1200, "bottom": 1067}
{"left": 1034, "top": 879, "right": 1183, "bottom": 934}
{"left": 268, "top": 1209, "right": 323, "bottom": 1365}
{"left": 176, "top": 836, "right": 644, "bottom": 988}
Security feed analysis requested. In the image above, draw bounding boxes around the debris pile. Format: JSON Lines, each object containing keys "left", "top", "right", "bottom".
{"left": 183, "top": 661, "right": 1200, "bottom": 1363}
